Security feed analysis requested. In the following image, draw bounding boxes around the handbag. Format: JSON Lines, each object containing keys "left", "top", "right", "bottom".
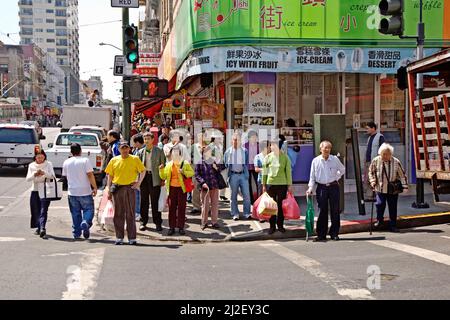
{"left": 213, "top": 166, "right": 227, "bottom": 190}
{"left": 180, "top": 161, "right": 194, "bottom": 193}
{"left": 382, "top": 163, "right": 403, "bottom": 195}
{"left": 38, "top": 177, "right": 63, "bottom": 201}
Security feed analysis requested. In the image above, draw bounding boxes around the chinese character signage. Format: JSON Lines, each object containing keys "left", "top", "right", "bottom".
{"left": 176, "top": 46, "right": 438, "bottom": 89}
{"left": 160, "top": 0, "right": 450, "bottom": 81}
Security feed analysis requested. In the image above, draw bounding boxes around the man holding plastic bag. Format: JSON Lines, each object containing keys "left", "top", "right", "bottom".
{"left": 307, "top": 140, "right": 345, "bottom": 242}
{"left": 137, "top": 132, "right": 166, "bottom": 232}
{"left": 262, "top": 140, "right": 293, "bottom": 234}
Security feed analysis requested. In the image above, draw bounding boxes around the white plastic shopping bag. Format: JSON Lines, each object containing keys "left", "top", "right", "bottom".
{"left": 158, "top": 187, "right": 168, "bottom": 212}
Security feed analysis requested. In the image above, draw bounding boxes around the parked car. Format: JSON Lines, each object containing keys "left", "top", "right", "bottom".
{"left": 20, "top": 120, "right": 45, "bottom": 139}
{"left": 69, "top": 125, "right": 107, "bottom": 141}
{"left": 46, "top": 132, "right": 105, "bottom": 185}
{"left": 0, "top": 124, "right": 41, "bottom": 168}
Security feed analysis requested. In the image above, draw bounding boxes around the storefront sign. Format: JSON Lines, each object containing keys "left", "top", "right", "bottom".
{"left": 176, "top": 46, "right": 438, "bottom": 89}
{"left": 161, "top": 98, "right": 186, "bottom": 114}
{"left": 134, "top": 53, "right": 160, "bottom": 77}
{"left": 243, "top": 84, "right": 276, "bottom": 128}
{"left": 160, "top": 0, "right": 450, "bottom": 81}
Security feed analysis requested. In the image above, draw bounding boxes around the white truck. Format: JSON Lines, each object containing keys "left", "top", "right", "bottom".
{"left": 45, "top": 131, "right": 105, "bottom": 185}
{"left": 60, "top": 105, "right": 113, "bottom": 132}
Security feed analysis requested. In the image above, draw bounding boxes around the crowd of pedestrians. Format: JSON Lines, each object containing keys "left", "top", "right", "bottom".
{"left": 26, "top": 120, "right": 408, "bottom": 244}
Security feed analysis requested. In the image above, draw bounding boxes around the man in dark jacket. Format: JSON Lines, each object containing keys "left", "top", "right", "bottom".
{"left": 136, "top": 132, "right": 166, "bottom": 231}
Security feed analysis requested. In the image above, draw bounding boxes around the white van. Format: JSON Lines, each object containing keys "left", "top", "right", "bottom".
{"left": 0, "top": 124, "right": 41, "bottom": 168}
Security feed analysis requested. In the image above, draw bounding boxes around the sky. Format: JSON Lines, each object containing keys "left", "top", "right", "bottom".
{"left": 0, "top": 0, "right": 142, "bottom": 103}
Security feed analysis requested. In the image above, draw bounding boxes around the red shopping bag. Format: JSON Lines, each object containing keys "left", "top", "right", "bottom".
{"left": 252, "top": 193, "right": 263, "bottom": 220}
{"left": 282, "top": 192, "right": 301, "bottom": 220}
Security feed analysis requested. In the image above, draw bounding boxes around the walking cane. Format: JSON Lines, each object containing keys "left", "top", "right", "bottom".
{"left": 370, "top": 190, "right": 375, "bottom": 236}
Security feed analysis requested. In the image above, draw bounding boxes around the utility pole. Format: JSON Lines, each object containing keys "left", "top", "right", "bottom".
{"left": 122, "top": 8, "right": 131, "bottom": 141}
{"left": 412, "top": 0, "right": 429, "bottom": 208}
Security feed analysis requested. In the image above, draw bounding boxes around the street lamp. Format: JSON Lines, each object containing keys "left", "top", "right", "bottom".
{"left": 99, "top": 42, "right": 122, "bottom": 52}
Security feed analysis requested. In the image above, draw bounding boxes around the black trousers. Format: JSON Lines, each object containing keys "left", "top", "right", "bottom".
{"left": 248, "top": 169, "right": 259, "bottom": 204}
{"left": 316, "top": 183, "right": 340, "bottom": 239}
{"left": 267, "top": 185, "right": 288, "bottom": 229}
{"left": 140, "top": 173, "right": 162, "bottom": 226}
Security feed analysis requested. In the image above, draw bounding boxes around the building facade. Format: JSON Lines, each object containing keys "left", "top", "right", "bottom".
{"left": 155, "top": 1, "right": 450, "bottom": 191}
{"left": 19, "top": 0, "right": 80, "bottom": 104}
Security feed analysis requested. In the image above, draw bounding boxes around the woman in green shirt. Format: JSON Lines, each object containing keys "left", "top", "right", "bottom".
{"left": 262, "top": 140, "right": 293, "bottom": 234}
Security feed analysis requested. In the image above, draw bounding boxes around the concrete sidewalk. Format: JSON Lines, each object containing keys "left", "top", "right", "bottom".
{"left": 94, "top": 186, "right": 450, "bottom": 243}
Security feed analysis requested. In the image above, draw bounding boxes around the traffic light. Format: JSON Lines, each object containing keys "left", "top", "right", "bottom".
{"left": 124, "top": 24, "right": 139, "bottom": 66}
{"left": 396, "top": 66, "right": 408, "bottom": 90}
{"left": 378, "top": 0, "right": 404, "bottom": 36}
{"left": 142, "top": 78, "right": 168, "bottom": 98}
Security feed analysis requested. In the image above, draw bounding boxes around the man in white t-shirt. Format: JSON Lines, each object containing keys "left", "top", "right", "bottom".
{"left": 62, "top": 143, "right": 98, "bottom": 240}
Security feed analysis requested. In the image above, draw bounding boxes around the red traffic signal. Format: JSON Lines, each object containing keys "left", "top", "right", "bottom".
{"left": 142, "top": 78, "right": 169, "bottom": 98}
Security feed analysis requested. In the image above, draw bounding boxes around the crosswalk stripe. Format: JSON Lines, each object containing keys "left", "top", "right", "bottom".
{"left": 260, "top": 242, "right": 374, "bottom": 300}
{"left": 62, "top": 248, "right": 105, "bottom": 300}
{"left": 368, "top": 240, "right": 450, "bottom": 267}
{"left": 0, "top": 237, "right": 26, "bottom": 242}
{"left": 441, "top": 236, "right": 450, "bottom": 240}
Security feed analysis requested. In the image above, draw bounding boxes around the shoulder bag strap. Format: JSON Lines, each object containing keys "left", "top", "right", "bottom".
{"left": 382, "top": 163, "right": 390, "bottom": 183}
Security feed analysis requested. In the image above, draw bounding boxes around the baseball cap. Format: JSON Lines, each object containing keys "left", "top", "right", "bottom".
{"left": 119, "top": 140, "right": 130, "bottom": 148}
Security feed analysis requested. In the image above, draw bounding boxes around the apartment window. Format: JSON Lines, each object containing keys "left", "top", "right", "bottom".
{"left": 21, "top": 28, "right": 33, "bottom": 35}
{"left": 35, "top": 28, "right": 44, "bottom": 32}
{"left": 48, "top": 0, "right": 52, "bottom": 3}
{"left": 56, "top": 20, "right": 67, "bottom": 27}
{"left": 21, "top": 18, "right": 34, "bottom": 25}
{"left": 34, "top": 18, "right": 43, "bottom": 23}
{"left": 47, "top": 29, "right": 55, "bottom": 33}
{"left": 55, "top": 9, "right": 66, "bottom": 17}
{"left": 56, "top": 39, "right": 67, "bottom": 46}
{"left": 46, "top": 19, "right": 54, "bottom": 23}
{"left": 22, "top": 38, "right": 32, "bottom": 44}
{"left": 47, "top": 38, "right": 55, "bottom": 43}
{"left": 57, "top": 49, "right": 67, "bottom": 56}
{"left": 47, "top": 48, "right": 55, "bottom": 53}
{"left": 55, "top": 0, "right": 67, "bottom": 7}
{"left": 21, "top": 8, "right": 33, "bottom": 15}
{"left": 46, "top": 9, "right": 54, "bottom": 14}
{"left": 56, "top": 29, "right": 67, "bottom": 36}
{"left": 20, "top": 0, "right": 33, "bottom": 5}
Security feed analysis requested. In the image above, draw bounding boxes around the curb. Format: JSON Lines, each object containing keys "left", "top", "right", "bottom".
{"left": 230, "top": 211, "right": 450, "bottom": 242}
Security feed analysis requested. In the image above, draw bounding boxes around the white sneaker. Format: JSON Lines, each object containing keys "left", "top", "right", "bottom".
{"left": 233, "top": 216, "right": 239, "bottom": 221}
{"left": 135, "top": 215, "right": 141, "bottom": 222}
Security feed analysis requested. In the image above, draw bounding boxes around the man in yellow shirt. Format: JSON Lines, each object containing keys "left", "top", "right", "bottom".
{"left": 106, "top": 141, "right": 146, "bottom": 245}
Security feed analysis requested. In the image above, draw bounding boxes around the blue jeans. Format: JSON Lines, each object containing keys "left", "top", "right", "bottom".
{"left": 229, "top": 173, "right": 251, "bottom": 217}
{"left": 68, "top": 195, "right": 95, "bottom": 238}
{"left": 375, "top": 192, "right": 398, "bottom": 228}
{"left": 30, "top": 191, "right": 50, "bottom": 231}
{"left": 135, "top": 189, "right": 141, "bottom": 217}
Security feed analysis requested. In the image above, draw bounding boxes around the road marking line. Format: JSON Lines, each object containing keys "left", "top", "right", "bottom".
{"left": 441, "top": 236, "right": 450, "bottom": 240}
{"left": 62, "top": 248, "right": 105, "bottom": 300}
{"left": 368, "top": 240, "right": 450, "bottom": 267}
{"left": 0, "top": 237, "right": 26, "bottom": 242}
{"left": 42, "top": 251, "right": 91, "bottom": 257}
{"left": 260, "top": 243, "right": 374, "bottom": 300}
{"left": 253, "top": 221, "right": 263, "bottom": 232}
{"left": 0, "top": 196, "right": 15, "bottom": 199}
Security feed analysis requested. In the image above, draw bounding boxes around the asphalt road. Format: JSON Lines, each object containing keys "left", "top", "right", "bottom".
{"left": 1, "top": 129, "right": 450, "bottom": 300}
